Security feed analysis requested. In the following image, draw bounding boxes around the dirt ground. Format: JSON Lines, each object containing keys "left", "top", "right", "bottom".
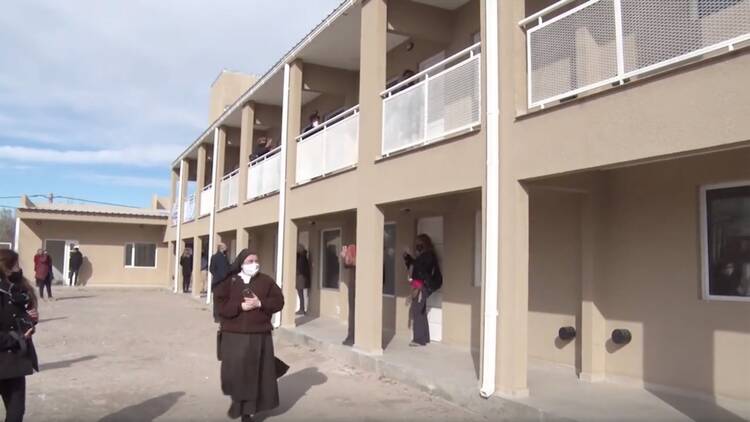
{"left": 15, "top": 287, "right": 488, "bottom": 422}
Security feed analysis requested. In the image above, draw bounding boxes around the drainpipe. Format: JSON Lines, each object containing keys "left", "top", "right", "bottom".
{"left": 13, "top": 217, "right": 20, "bottom": 252}
{"left": 273, "top": 62, "right": 291, "bottom": 328}
{"left": 173, "top": 160, "right": 185, "bottom": 293}
{"left": 481, "top": 0, "right": 500, "bottom": 399}
{"left": 206, "top": 127, "right": 221, "bottom": 305}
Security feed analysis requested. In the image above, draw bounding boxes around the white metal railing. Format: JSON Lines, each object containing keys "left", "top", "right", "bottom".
{"left": 521, "top": 0, "right": 750, "bottom": 108}
{"left": 248, "top": 146, "right": 282, "bottom": 200}
{"left": 219, "top": 169, "right": 239, "bottom": 210}
{"left": 295, "top": 105, "right": 359, "bottom": 184}
{"left": 182, "top": 194, "right": 195, "bottom": 222}
{"left": 199, "top": 184, "right": 213, "bottom": 216}
{"left": 381, "top": 43, "right": 481, "bottom": 156}
{"left": 170, "top": 202, "right": 178, "bottom": 226}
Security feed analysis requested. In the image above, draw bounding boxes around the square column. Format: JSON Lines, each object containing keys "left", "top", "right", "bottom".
{"left": 239, "top": 102, "right": 255, "bottom": 203}
{"left": 237, "top": 227, "right": 249, "bottom": 252}
{"left": 173, "top": 159, "right": 190, "bottom": 292}
{"left": 212, "top": 127, "right": 227, "bottom": 212}
{"left": 278, "top": 59, "right": 304, "bottom": 329}
{"left": 195, "top": 144, "right": 208, "bottom": 217}
{"left": 192, "top": 236, "right": 204, "bottom": 298}
{"left": 353, "top": 0, "right": 387, "bottom": 355}
{"left": 170, "top": 168, "right": 178, "bottom": 210}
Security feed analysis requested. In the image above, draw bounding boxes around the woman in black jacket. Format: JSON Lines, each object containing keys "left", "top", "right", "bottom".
{"left": 0, "top": 249, "right": 39, "bottom": 422}
{"left": 403, "top": 234, "right": 441, "bottom": 347}
{"left": 295, "top": 245, "right": 311, "bottom": 315}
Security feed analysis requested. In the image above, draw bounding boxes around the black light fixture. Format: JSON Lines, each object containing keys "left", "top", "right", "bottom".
{"left": 406, "top": 41, "right": 415, "bottom": 52}
{"left": 611, "top": 329, "right": 632, "bottom": 345}
{"left": 558, "top": 326, "right": 576, "bottom": 341}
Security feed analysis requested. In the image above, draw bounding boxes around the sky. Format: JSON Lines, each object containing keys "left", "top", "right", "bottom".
{"left": 0, "top": 0, "right": 342, "bottom": 209}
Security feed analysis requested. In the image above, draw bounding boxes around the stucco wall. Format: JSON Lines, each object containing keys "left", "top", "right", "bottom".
{"left": 19, "top": 218, "right": 168, "bottom": 288}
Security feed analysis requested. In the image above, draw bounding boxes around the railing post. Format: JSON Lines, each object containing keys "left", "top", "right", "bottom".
{"left": 613, "top": 0, "right": 626, "bottom": 82}
{"left": 423, "top": 74, "right": 430, "bottom": 143}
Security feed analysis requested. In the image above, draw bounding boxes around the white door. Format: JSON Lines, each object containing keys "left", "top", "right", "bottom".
{"left": 44, "top": 240, "right": 77, "bottom": 285}
{"left": 417, "top": 216, "right": 444, "bottom": 342}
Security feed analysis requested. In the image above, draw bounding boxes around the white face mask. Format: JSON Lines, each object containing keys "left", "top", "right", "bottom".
{"left": 242, "top": 263, "right": 260, "bottom": 277}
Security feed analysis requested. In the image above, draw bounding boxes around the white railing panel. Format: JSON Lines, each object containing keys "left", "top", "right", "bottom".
{"left": 527, "top": 0, "right": 618, "bottom": 106}
{"left": 524, "top": 0, "right": 750, "bottom": 108}
{"left": 324, "top": 113, "right": 359, "bottom": 174}
{"left": 218, "top": 171, "right": 239, "bottom": 210}
{"left": 262, "top": 153, "right": 281, "bottom": 196}
{"left": 426, "top": 55, "right": 481, "bottom": 141}
{"left": 199, "top": 185, "right": 213, "bottom": 216}
{"left": 182, "top": 195, "right": 195, "bottom": 222}
{"left": 170, "top": 202, "right": 178, "bottom": 226}
{"left": 383, "top": 83, "right": 426, "bottom": 155}
{"left": 296, "top": 130, "right": 326, "bottom": 184}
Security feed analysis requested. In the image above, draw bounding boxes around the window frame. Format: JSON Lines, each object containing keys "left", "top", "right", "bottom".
{"left": 699, "top": 180, "right": 750, "bottom": 302}
{"left": 319, "top": 228, "right": 342, "bottom": 291}
{"left": 124, "top": 242, "right": 158, "bottom": 269}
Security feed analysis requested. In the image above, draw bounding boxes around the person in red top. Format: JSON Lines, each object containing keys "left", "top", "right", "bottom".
{"left": 33, "top": 250, "right": 53, "bottom": 301}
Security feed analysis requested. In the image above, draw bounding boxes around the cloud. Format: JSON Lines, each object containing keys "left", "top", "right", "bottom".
{"left": 67, "top": 172, "right": 168, "bottom": 189}
{"left": 0, "top": 144, "right": 182, "bottom": 167}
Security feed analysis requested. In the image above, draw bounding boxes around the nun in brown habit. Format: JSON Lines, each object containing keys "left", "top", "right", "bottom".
{"left": 215, "top": 249, "right": 289, "bottom": 422}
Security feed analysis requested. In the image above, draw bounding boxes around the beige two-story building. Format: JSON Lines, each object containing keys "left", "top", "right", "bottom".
{"left": 125, "top": 0, "right": 750, "bottom": 408}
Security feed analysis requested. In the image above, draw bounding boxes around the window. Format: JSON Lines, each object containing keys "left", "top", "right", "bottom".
{"left": 125, "top": 243, "right": 157, "bottom": 268}
{"left": 383, "top": 223, "right": 397, "bottom": 295}
{"left": 701, "top": 183, "right": 750, "bottom": 301}
{"left": 320, "top": 229, "right": 341, "bottom": 289}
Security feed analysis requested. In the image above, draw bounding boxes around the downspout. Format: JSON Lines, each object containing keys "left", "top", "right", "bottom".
{"left": 13, "top": 217, "right": 20, "bottom": 252}
{"left": 481, "top": 0, "right": 500, "bottom": 399}
{"left": 206, "top": 127, "right": 221, "bottom": 305}
{"left": 173, "top": 160, "right": 185, "bottom": 293}
{"left": 273, "top": 62, "right": 292, "bottom": 328}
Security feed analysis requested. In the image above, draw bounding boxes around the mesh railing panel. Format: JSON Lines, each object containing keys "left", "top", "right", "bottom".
{"left": 528, "top": 0, "right": 618, "bottom": 105}
{"left": 199, "top": 186, "right": 212, "bottom": 216}
{"left": 248, "top": 153, "right": 281, "bottom": 199}
{"left": 426, "top": 55, "right": 481, "bottom": 141}
{"left": 296, "top": 131, "right": 326, "bottom": 184}
{"left": 182, "top": 195, "right": 195, "bottom": 222}
{"left": 382, "top": 83, "right": 426, "bottom": 154}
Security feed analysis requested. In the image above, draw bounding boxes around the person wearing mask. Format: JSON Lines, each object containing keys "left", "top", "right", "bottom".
{"left": 295, "top": 245, "right": 311, "bottom": 315}
{"left": 214, "top": 249, "right": 287, "bottom": 422}
{"left": 33, "top": 249, "right": 53, "bottom": 301}
{"left": 250, "top": 137, "right": 272, "bottom": 161}
{"left": 180, "top": 248, "right": 193, "bottom": 294}
{"left": 403, "top": 234, "right": 442, "bottom": 347}
{"left": 68, "top": 246, "right": 83, "bottom": 287}
{"left": 711, "top": 261, "right": 742, "bottom": 296}
{"left": 0, "top": 249, "right": 39, "bottom": 422}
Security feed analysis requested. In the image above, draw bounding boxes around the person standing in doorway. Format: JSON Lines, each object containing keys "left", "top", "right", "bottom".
{"left": 68, "top": 246, "right": 83, "bottom": 287}
{"left": 33, "top": 249, "right": 53, "bottom": 301}
{"left": 180, "top": 248, "right": 193, "bottom": 294}
{"left": 296, "top": 245, "right": 311, "bottom": 315}
{"left": 210, "top": 243, "right": 232, "bottom": 322}
{"left": 200, "top": 252, "right": 209, "bottom": 295}
{"left": 403, "top": 234, "right": 441, "bottom": 347}
{"left": 0, "top": 249, "right": 39, "bottom": 422}
{"left": 214, "top": 249, "right": 287, "bottom": 422}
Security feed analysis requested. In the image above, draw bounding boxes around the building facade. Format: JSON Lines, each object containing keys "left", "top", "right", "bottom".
{"left": 163, "top": 0, "right": 749, "bottom": 402}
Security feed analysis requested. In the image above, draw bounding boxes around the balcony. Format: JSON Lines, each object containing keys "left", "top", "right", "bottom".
{"left": 381, "top": 43, "right": 481, "bottom": 156}
{"left": 182, "top": 194, "right": 195, "bottom": 222}
{"left": 295, "top": 105, "right": 359, "bottom": 185}
{"left": 170, "top": 202, "right": 178, "bottom": 226}
{"left": 521, "top": 0, "right": 750, "bottom": 109}
{"left": 199, "top": 184, "right": 213, "bottom": 216}
{"left": 248, "top": 147, "right": 282, "bottom": 200}
{"left": 219, "top": 169, "right": 239, "bottom": 210}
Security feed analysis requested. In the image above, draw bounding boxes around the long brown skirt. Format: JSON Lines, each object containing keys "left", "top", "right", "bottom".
{"left": 220, "top": 332, "right": 280, "bottom": 417}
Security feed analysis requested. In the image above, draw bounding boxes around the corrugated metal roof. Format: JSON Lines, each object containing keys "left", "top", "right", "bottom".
{"left": 20, "top": 203, "right": 169, "bottom": 218}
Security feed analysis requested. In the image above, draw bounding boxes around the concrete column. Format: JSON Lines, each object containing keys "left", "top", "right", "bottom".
{"left": 580, "top": 181, "right": 607, "bottom": 382}
{"left": 239, "top": 102, "right": 255, "bottom": 203}
{"left": 352, "top": 0, "right": 387, "bottom": 355}
{"left": 277, "top": 59, "right": 303, "bottom": 329}
{"left": 213, "top": 127, "right": 227, "bottom": 211}
{"left": 192, "top": 236, "right": 204, "bottom": 298}
{"left": 195, "top": 144, "right": 208, "bottom": 217}
{"left": 237, "top": 227, "right": 249, "bottom": 252}
{"left": 170, "top": 168, "right": 178, "bottom": 209}
{"left": 174, "top": 159, "right": 190, "bottom": 292}
{"left": 495, "top": 180, "right": 530, "bottom": 397}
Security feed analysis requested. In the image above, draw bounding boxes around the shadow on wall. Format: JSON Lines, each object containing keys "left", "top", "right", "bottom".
{"left": 98, "top": 391, "right": 185, "bottom": 422}
{"left": 78, "top": 257, "right": 93, "bottom": 286}
{"left": 257, "top": 367, "right": 327, "bottom": 421}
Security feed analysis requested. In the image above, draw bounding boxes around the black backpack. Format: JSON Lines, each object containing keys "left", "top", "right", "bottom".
{"left": 428, "top": 263, "right": 443, "bottom": 291}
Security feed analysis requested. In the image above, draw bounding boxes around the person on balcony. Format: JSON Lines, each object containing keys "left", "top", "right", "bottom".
{"left": 296, "top": 245, "right": 311, "bottom": 316}
{"left": 180, "top": 248, "right": 193, "bottom": 294}
{"left": 214, "top": 249, "right": 288, "bottom": 422}
{"left": 403, "top": 234, "right": 442, "bottom": 347}
{"left": 250, "top": 137, "right": 271, "bottom": 161}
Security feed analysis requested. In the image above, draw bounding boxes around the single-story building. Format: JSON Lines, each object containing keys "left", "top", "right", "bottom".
{"left": 16, "top": 195, "right": 170, "bottom": 288}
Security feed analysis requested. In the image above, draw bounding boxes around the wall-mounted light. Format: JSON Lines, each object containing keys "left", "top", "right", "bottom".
{"left": 406, "top": 41, "right": 415, "bottom": 52}
{"left": 611, "top": 329, "right": 632, "bottom": 345}
{"left": 558, "top": 326, "right": 576, "bottom": 341}
{"left": 400, "top": 207, "right": 411, "bottom": 214}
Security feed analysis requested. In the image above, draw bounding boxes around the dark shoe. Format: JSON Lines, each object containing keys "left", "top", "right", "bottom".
{"left": 296, "top": 310, "right": 306, "bottom": 316}
{"left": 241, "top": 415, "right": 254, "bottom": 422}
{"left": 342, "top": 337, "right": 354, "bottom": 346}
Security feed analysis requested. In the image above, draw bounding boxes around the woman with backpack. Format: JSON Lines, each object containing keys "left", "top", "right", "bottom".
{"left": 403, "top": 234, "right": 441, "bottom": 347}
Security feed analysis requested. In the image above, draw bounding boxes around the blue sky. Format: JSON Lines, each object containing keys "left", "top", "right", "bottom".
{"left": 0, "top": 0, "right": 342, "bottom": 209}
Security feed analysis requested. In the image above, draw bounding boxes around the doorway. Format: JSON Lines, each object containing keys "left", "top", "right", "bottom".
{"left": 44, "top": 239, "right": 78, "bottom": 285}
